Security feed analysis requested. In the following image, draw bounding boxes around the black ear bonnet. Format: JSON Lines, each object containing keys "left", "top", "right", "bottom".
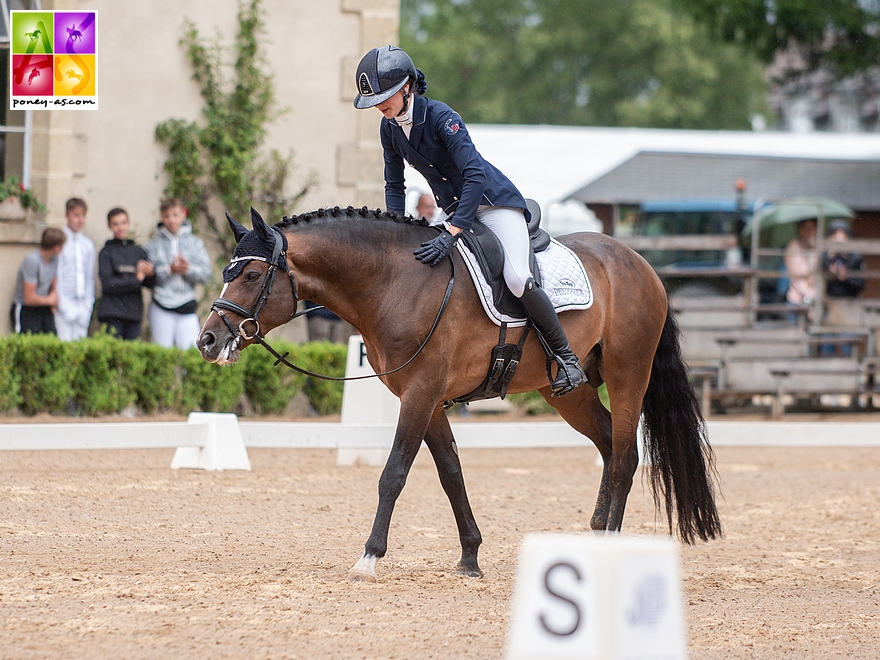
{"left": 222, "top": 212, "right": 288, "bottom": 283}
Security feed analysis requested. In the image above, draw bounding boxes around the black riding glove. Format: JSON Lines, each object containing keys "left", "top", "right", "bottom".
{"left": 414, "top": 229, "right": 459, "bottom": 266}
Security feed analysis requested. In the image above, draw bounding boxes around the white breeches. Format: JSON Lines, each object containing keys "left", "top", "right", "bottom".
{"left": 149, "top": 302, "right": 201, "bottom": 349}
{"left": 475, "top": 206, "right": 532, "bottom": 298}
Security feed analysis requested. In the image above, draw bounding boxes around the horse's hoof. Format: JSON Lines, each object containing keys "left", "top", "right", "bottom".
{"left": 347, "top": 569, "right": 377, "bottom": 584}
{"left": 348, "top": 554, "right": 378, "bottom": 583}
{"left": 455, "top": 563, "right": 484, "bottom": 578}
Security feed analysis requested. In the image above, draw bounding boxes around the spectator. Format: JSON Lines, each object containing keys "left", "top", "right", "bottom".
{"left": 55, "top": 197, "right": 96, "bottom": 340}
{"left": 10, "top": 227, "right": 66, "bottom": 335}
{"left": 820, "top": 219, "right": 865, "bottom": 357}
{"left": 822, "top": 219, "right": 864, "bottom": 299}
{"left": 145, "top": 198, "right": 212, "bottom": 349}
{"left": 415, "top": 192, "right": 437, "bottom": 222}
{"left": 97, "top": 207, "right": 155, "bottom": 340}
{"left": 783, "top": 218, "right": 818, "bottom": 320}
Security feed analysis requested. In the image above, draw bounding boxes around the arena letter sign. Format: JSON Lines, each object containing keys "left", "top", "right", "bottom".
{"left": 505, "top": 534, "right": 687, "bottom": 660}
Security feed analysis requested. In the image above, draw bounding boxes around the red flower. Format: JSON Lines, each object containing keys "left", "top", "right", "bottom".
{"left": 18, "top": 182, "right": 25, "bottom": 192}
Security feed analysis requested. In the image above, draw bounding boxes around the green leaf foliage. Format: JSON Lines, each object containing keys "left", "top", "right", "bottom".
{"left": 155, "top": 0, "right": 314, "bottom": 262}
{"left": 298, "top": 342, "right": 347, "bottom": 416}
{"left": 126, "top": 342, "right": 181, "bottom": 413}
{"left": 11, "top": 334, "right": 80, "bottom": 415}
{"left": 0, "top": 175, "right": 45, "bottom": 212}
{"left": 69, "top": 333, "right": 138, "bottom": 415}
{"left": 241, "top": 340, "right": 307, "bottom": 415}
{"left": 401, "top": 0, "right": 769, "bottom": 129}
{"left": 674, "top": 0, "right": 880, "bottom": 76}
{"left": 0, "top": 335, "right": 348, "bottom": 418}
{"left": 507, "top": 383, "right": 609, "bottom": 414}
{"left": 506, "top": 390, "right": 556, "bottom": 416}
{"left": 0, "top": 334, "right": 22, "bottom": 412}
{"left": 179, "top": 348, "right": 245, "bottom": 414}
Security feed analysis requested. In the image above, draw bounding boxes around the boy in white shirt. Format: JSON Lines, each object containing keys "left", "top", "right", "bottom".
{"left": 55, "top": 197, "right": 96, "bottom": 340}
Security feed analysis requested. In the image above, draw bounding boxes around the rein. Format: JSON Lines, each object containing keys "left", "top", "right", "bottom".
{"left": 211, "top": 230, "right": 456, "bottom": 382}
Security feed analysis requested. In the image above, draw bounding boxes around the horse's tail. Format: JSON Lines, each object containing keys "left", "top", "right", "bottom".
{"left": 641, "top": 306, "right": 722, "bottom": 544}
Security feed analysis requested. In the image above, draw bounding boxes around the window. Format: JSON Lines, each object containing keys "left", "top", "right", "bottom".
{"left": 0, "top": 0, "right": 42, "bottom": 186}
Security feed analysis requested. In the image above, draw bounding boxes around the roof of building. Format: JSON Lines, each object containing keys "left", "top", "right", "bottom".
{"left": 567, "top": 151, "right": 880, "bottom": 210}
{"left": 403, "top": 124, "right": 880, "bottom": 217}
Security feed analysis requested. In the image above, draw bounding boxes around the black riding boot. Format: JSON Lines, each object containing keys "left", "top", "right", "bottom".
{"left": 519, "top": 278, "right": 587, "bottom": 396}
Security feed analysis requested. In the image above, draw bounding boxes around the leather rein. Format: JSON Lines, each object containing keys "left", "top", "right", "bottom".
{"left": 210, "top": 229, "right": 455, "bottom": 382}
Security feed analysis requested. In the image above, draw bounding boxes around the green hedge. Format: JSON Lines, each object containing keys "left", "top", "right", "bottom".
{"left": 505, "top": 383, "right": 611, "bottom": 415}
{"left": 0, "top": 333, "right": 346, "bottom": 417}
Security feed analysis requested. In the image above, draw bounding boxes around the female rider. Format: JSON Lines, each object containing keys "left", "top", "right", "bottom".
{"left": 353, "top": 45, "right": 585, "bottom": 396}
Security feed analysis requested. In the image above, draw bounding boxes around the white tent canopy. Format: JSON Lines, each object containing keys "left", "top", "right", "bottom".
{"left": 405, "top": 125, "right": 880, "bottom": 235}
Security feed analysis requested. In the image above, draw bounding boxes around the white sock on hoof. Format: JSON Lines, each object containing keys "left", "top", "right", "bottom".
{"left": 348, "top": 554, "right": 378, "bottom": 583}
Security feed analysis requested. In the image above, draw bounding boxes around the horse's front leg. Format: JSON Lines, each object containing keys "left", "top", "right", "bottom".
{"left": 348, "top": 396, "right": 432, "bottom": 583}
{"left": 423, "top": 407, "right": 483, "bottom": 577}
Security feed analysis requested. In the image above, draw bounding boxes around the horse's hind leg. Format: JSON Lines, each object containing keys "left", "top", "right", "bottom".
{"left": 541, "top": 385, "right": 625, "bottom": 532}
{"left": 599, "top": 366, "right": 652, "bottom": 533}
{"left": 423, "top": 407, "right": 483, "bottom": 577}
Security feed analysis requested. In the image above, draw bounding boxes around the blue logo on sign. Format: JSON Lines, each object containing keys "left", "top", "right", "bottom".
{"left": 627, "top": 574, "right": 666, "bottom": 626}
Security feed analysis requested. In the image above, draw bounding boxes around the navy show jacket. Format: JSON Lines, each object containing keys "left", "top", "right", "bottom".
{"left": 380, "top": 95, "right": 529, "bottom": 231}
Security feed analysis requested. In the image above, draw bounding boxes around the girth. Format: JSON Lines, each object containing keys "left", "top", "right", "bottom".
{"left": 445, "top": 322, "right": 530, "bottom": 407}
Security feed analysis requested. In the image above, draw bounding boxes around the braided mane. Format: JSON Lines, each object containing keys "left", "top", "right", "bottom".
{"left": 276, "top": 205, "right": 429, "bottom": 230}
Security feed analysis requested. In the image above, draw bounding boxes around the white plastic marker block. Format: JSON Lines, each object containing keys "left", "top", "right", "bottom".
{"left": 338, "top": 335, "right": 400, "bottom": 466}
{"left": 505, "top": 534, "right": 687, "bottom": 660}
{"left": 171, "top": 412, "right": 252, "bottom": 471}
{"left": 340, "top": 335, "right": 401, "bottom": 424}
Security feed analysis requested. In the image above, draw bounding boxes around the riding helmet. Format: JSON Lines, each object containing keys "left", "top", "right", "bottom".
{"left": 353, "top": 45, "right": 421, "bottom": 109}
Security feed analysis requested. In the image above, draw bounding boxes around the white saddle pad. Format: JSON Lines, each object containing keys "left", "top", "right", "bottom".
{"left": 455, "top": 237, "right": 593, "bottom": 327}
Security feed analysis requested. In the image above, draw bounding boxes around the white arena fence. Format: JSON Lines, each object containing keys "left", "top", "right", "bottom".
{"left": 2, "top": 415, "right": 880, "bottom": 472}
{"left": 2, "top": 335, "right": 880, "bottom": 470}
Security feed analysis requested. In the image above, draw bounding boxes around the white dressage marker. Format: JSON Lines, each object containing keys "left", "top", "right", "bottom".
{"left": 0, "top": 412, "right": 251, "bottom": 471}
{"left": 340, "top": 335, "right": 401, "bottom": 425}
{"left": 172, "top": 412, "right": 251, "bottom": 471}
{"left": 505, "top": 534, "right": 686, "bottom": 660}
{"left": 338, "top": 334, "right": 400, "bottom": 466}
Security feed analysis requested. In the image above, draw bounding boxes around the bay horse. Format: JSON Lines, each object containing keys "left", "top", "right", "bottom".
{"left": 197, "top": 206, "right": 721, "bottom": 582}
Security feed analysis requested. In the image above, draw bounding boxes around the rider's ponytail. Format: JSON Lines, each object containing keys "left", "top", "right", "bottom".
{"left": 413, "top": 69, "right": 427, "bottom": 96}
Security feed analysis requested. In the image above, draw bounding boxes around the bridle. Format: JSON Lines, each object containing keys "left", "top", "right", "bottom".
{"left": 209, "top": 227, "right": 456, "bottom": 382}
{"left": 212, "top": 228, "right": 297, "bottom": 345}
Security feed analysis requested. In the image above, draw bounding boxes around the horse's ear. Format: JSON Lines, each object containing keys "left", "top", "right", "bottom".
{"left": 250, "top": 207, "right": 272, "bottom": 242}
{"left": 226, "top": 212, "right": 249, "bottom": 244}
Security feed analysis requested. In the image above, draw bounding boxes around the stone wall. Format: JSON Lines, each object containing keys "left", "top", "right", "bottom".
{"left": 0, "top": 0, "right": 399, "bottom": 337}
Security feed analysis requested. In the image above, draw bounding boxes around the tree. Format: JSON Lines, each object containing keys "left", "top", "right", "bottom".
{"left": 400, "top": 0, "right": 769, "bottom": 129}
{"left": 674, "top": 0, "right": 880, "bottom": 77}
{"left": 155, "top": 0, "right": 315, "bottom": 257}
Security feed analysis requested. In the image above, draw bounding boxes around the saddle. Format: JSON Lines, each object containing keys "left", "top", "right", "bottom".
{"left": 446, "top": 200, "right": 551, "bottom": 407}
{"left": 456, "top": 199, "right": 552, "bottom": 318}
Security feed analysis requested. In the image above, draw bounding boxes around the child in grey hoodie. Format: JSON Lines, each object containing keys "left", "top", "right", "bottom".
{"left": 145, "top": 198, "right": 212, "bottom": 348}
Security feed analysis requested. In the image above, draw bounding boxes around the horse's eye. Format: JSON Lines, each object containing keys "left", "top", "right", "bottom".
{"left": 245, "top": 270, "right": 262, "bottom": 282}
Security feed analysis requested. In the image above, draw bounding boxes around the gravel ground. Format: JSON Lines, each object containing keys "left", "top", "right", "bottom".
{"left": 1, "top": 429, "right": 879, "bottom": 659}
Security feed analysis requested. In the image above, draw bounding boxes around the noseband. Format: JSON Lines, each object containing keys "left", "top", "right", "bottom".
{"left": 211, "top": 228, "right": 298, "bottom": 344}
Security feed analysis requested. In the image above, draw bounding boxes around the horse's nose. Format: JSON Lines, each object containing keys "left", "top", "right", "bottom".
{"left": 197, "top": 329, "right": 216, "bottom": 355}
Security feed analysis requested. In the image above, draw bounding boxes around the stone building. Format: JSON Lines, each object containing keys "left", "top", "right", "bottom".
{"left": 0, "top": 0, "right": 395, "bottom": 336}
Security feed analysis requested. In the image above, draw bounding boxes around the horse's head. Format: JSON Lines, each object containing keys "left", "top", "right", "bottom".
{"left": 197, "top": 208, "right": 297, "bottom": 364}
